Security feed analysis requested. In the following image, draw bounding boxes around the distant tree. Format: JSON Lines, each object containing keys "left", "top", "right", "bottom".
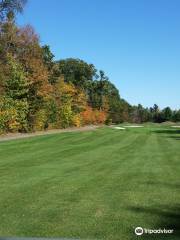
{"left": 1, "top": 0, "right": 177, "bottom": 133}
{"left": 153, "top": 104, "right": 159, "bottom": 113}
{"left": 151, "top": 104, "right": 162, "bottom": 122}
{"left": 51, "top": 76, "right": 86, "bottom": 128}
{"left": 41, "top": 45, "right": 56, "bottom": 84}
{"left": 172, "top": 110, "right": 180, "bottom": 122}
{"left": 98, "top": 70, "right": 109, "bottom": 109}
{"left": 131, "top": 104, "right": 143, "bottom": 123}
{"left": 162, "top": 107, "right": 173, "bottom": 122}
{"left": 42, "top": 45, "right": 54, "bottom": 69}
{"left": 90, "top": 80, "right": 120, "bottom": 108}
{"left": 56, "top": 58, "right": 97, "bottom": 88}
{"left": 118, "top": 99, "right": 131, "bottom": 123}
{"left": 0, "top": 0, "right": 27, "bottom": 21}
{"left": 4, "top": 54, "right": 29, "bottom": 99}
{"left": 0, "top": 55, "right": 29, "bottom": 132}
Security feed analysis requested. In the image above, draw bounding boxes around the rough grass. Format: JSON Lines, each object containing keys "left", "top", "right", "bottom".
{"left": 0, "top": 125, "right": 180, "bottom": 240}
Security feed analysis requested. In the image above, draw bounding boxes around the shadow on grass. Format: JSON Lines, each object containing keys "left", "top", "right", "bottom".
{"left": 168, "top": 136, "right": 180, "bottom": 140}
{"left": 153, "top": 129, "right": 180, "bottom": 140}
{"left": 153, "top": 129, "right": 180, "bottom": 134}
{"left": 128, "top": 205, "right": 180, "bottom": 239}
{"left": 127, "top": 179, "right": 180, "bottom": 239}
{"left": 142, "top": 180, "right": 180, "bottom": 189}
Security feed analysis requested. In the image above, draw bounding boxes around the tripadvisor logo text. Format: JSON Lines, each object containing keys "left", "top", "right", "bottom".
{"left": 135, "top": 226, "right": 174, "bottom": 236}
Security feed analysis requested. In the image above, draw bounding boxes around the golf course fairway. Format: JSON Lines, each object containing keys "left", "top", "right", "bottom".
{"left": 0, "top": 125, "right": 180, "bottom": 240}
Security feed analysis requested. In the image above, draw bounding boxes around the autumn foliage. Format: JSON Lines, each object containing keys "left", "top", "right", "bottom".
{"left": 0, "top": 1, "right": 129, "bottom": 134}
{"left": 2, "top": 0, "right": 178, "bottom": 134}
{"left": 80, "top": 106, "right": 107, "bottom": 125}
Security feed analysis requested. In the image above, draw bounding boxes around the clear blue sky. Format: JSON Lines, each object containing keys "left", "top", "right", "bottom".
{"left": 17, "top": 0, "right": 180, "bottom": 109}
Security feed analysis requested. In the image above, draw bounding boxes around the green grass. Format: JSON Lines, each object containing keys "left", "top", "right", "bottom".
{"left": 0, "top": 125, "right": 180, "bottom": 240}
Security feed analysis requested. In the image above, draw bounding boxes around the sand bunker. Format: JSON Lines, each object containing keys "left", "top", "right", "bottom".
{"left": 123, "top": 125, "right": 144, "bottom": 128}
{"left": 112, "top": 125, "right": 144, "bottom": 130}
{"left": 113, "top": 127, "right": 126, "bottom": 130}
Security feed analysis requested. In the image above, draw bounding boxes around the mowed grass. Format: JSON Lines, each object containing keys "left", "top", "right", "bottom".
{"left": 0, "top": 125, "right": 180, "bottom": 240}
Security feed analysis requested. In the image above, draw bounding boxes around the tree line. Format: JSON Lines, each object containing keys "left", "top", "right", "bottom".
{"left": 0, "top": 0, "right": 179, "bottom": 133}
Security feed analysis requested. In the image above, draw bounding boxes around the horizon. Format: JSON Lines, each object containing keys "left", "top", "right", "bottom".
{"left": 17, "top": 0, "right": 180, "bottom": 110}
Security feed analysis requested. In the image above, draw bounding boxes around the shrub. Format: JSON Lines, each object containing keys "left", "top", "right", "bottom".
{"left": 80, "top": 106, "right": 107, "bottom": 125}
{"left": 72, "top": 114, "right": 82, "bottom": 127}
{"left": 105, "top": 118, "right": 112, "bottom": 125}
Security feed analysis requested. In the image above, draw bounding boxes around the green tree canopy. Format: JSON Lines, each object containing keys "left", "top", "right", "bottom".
{"left": 0, "top": 0, "right": 27, "bottom": 21}
{"left": 55, "top": 58, "right": 97, "bottom": 88}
